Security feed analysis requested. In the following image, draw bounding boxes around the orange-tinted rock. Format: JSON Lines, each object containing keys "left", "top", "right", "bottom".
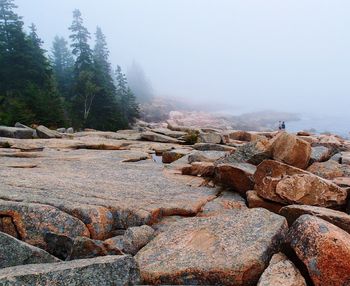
{"left": 271, "top": 132, "right": 311, "bottom": 169}
{"left": 222, "top": 130, "right": 261, "bottom": 142}
{"left": 0, "top": 216, "right": 19, "bottom": 239}
{"left": 307, "top": 160, "right": 350, "bottom": 179}
{"left": 246, "top": 190, "right": 284, "bottom": 214}
{"left": 136, "top": 208, "right": 287, "bottom": 285}
{"left": 182, "top": 162, "right": 215, "bottom": 177}
{"left": 0, "top": 200, "right": 90, "bottom": 249}
{"left": 68, "top": 236, "right": 123, "bottom": 260}
{"left": 287, "top": 215, "right": 350, "bottom": 286}
{"left": 280, "top": 204, "right": 350, "bottom": 233}
{"left": 318, "top": 134, "right": 344, "bottom": 149}
{"left": 333, "top": 176, "right": 350, "bottom": 188}
{"left": 257, "top": 253, "right": 306, "bottom": 286}
{"left": 162, "top": 149, "right": 191, "bottom": 163}
{"left": 0, "top": 148, "right": 217, "bottom": 239}
{"left": 254, "top": 160, "right": 347, "bottom": 207}
{"left": 215, "top": 163, "right": 256, "bottom": 194}
{"left": 198, "top": 191, "right": 247, "bottom": 217}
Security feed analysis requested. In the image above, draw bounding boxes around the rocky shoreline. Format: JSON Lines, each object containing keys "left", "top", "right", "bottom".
{"left": 0, "top": 121, "right": 350, "bottom": 285}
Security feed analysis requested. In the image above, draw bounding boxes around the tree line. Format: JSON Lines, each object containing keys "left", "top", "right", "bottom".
{"left": 0, "top": 0, "right": 139, "bottom": 130}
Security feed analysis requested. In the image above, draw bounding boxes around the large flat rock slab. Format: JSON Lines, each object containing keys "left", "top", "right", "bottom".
{"left": 0, "top": 255, "right": 140, "bottom": 286}
{"left": 0, "top": 147, "right": 217, "bottom": 240}
{"left": 136, "top": 208, "right": 287, "bottom": 285}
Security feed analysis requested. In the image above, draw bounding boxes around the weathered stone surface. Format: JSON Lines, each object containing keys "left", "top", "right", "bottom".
{"left": 198, "top": 191, "right": 247, "bottom": 217}
{"left": 271, "top": 132, "right": 311, "bottom": 169}
{"left": 0, "top": 216, "right": 18, "bottom": 238}
{"left": 136, "top": 208, "right": 287, "bottom": 285}
{"left": 318, "top": 134, "right": 344, "bottom": 149}
{"left": 309, "top": 146, "right": 332, "bottom": 164}
{"left": 56, "top": 128, "right": 66, "bottom": 133}
{"left": 0, "top": 200, "right": 90, "bottom": 249}
{"left": 188, "top": 150, "right": 227, "bottom": 163}
{"left": 307, "top": 160, "right": 350, "bottom": 179}
{"left": 280, "top": 204, "right": 350, "bottom": 233}
{"left": 75, "top": 130, "right": 141, "bottom": 141}
{"left": 193, "top": 143, "right": 235, "bottom": 152}
{"left": 36, "top": 125, "right": 62, "bottom": 139}
{"left": 105, "top": 225, "right": 155, "bottom": 256}
{"left": 333, "top": 176, "right": 350, "bottom": 188}
{"left": 215, "top": 163, "right": 256, "bottom": 194}
{"left": 0, "top": 148, "right": 217, "bottom": 240}
{"left": 150, "top": 128, "right": 186, "bottom": 139}
{"left": 68, "top": 236, "right": 120, "bottom": 260}
{"left": 0, "top": 126, "right": 33, "bottom": 139}
{"left": 217, "top": 138, "right": 272, "bottom": 165}
{"left": 198, "top": 132, "right": 222, "bottom": 144}
{"left": 0, "top": 231, "right": 59, "bottom": 269}
{"left": 222, "top": 130, "right": 261, "bottom": 142}
{"left": 44, "top": 232, "right": 75, "bottom": 260}
{"left": 141, "top": 131, "right": 183, "bottom": 144}
{"left": 182, "top": 162, "right": 215, "bottom": 177}
{"left": 0, "top": 255, "right": 140, "bottom": 286}
{"left": 342, "top": 151, "right": 350, "bottom": 165}
{"left": 66, "top": 127, "right": 74, "bottom": 134}
{"left": 162, "top": 148, "right": 191, "bottom": 163}
{"left": 287, "top": 215, "right": 350, "bottom": 286}
{"left": 254, "top": 160, "right": 347, "bottom": 207}
{"left": 257, "top": 253, "right": 306, "bottom": 286}
{"left": 246, "top": 190, "right": 284, "bottom": 214}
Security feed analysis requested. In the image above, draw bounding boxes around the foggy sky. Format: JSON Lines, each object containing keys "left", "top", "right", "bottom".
{"left": 16, "top": 0, "right": 350, "bottom": 118}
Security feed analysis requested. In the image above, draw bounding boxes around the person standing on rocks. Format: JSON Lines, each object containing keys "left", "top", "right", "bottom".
{"left": 282, "top": 121, "right": 286, "bottom": 130}
{"left": 278, "top": 121, "right": 282, "bottom": 131}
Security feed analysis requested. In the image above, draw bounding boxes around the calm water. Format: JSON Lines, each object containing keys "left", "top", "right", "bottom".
{"left": 286, "top": 115, "right": 349, "bottom": 138}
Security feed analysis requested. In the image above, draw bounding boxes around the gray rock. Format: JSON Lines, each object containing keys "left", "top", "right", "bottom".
{"left": 0, "top": 231, "right": 59, "bottom": 269}
{"left": 56, "top": 128, "right": 66, "bottom": 133}
{"left": 0, "top": 126, "right": 33, "bottom": 139}
{"left": 36, "top": 125, "right": 62, "bottom": 139}
{"left": 105, "top": 225, "right": 155, "bottom": 256}
{"left": 217, "top": 138, "right": 272, "bottom": 165}
{"left": 309, "top": 146, "right": 332, "bottom": 164}
{"left": 66, "top": 127, "right": 74, "bottom": 134}
{"left": 141, "top": 131, "right": 183, "bottom": 144}
{"left": 0, "top": 255, "right": 140, "bottom": 286}
{"left": 193, "top": 143, "right": 235, "bottom": 152}
{"left": 198, "top": 132, "right": 222, "bottom": 144}
{"left": 188, "top": 150, "right": 228, "bottom": 163}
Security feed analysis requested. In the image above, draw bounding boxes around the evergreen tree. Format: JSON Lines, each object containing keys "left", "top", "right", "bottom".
{"left": 51, "top": 36, "right": 74, "bottom": 100}
{"left": 115, "top": 65, "right": 139, "bottom": 128}
{"left": 69, "top": 9, "right": 96, "bottom": 128}
{"left": 86, "top": 26, "right": 122, "bottom": 130}
{"left": 0, "top": 0, "right": 64, "bottom": 126}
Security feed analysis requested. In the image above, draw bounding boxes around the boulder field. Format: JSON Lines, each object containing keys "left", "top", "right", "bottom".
{"left": 0, "top": 123, "right": 350, "bottom": 285}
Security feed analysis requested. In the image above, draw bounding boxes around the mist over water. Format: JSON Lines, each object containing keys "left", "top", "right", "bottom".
{"left": 15, "top": 0, "right": 350, "bottom": 135}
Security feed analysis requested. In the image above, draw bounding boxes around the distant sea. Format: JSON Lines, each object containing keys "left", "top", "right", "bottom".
{"left": 286, "top": 115, "right": 350, "bottom": 139}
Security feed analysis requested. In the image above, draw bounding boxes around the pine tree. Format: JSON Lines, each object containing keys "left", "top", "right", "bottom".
{"left": 69, "top": 9, "right": 96, "bottom": 128}
{"left": 115, "top": 65, "right": 139, "bottom": 128}
{"left": 85, "top": 26, "right": 122, "bottom": 130}
{"left": 0, "top": 0, "right": 64, "bottom": 126}
{"left": 51, "top": 36, "right": 74, "bottom": 100}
